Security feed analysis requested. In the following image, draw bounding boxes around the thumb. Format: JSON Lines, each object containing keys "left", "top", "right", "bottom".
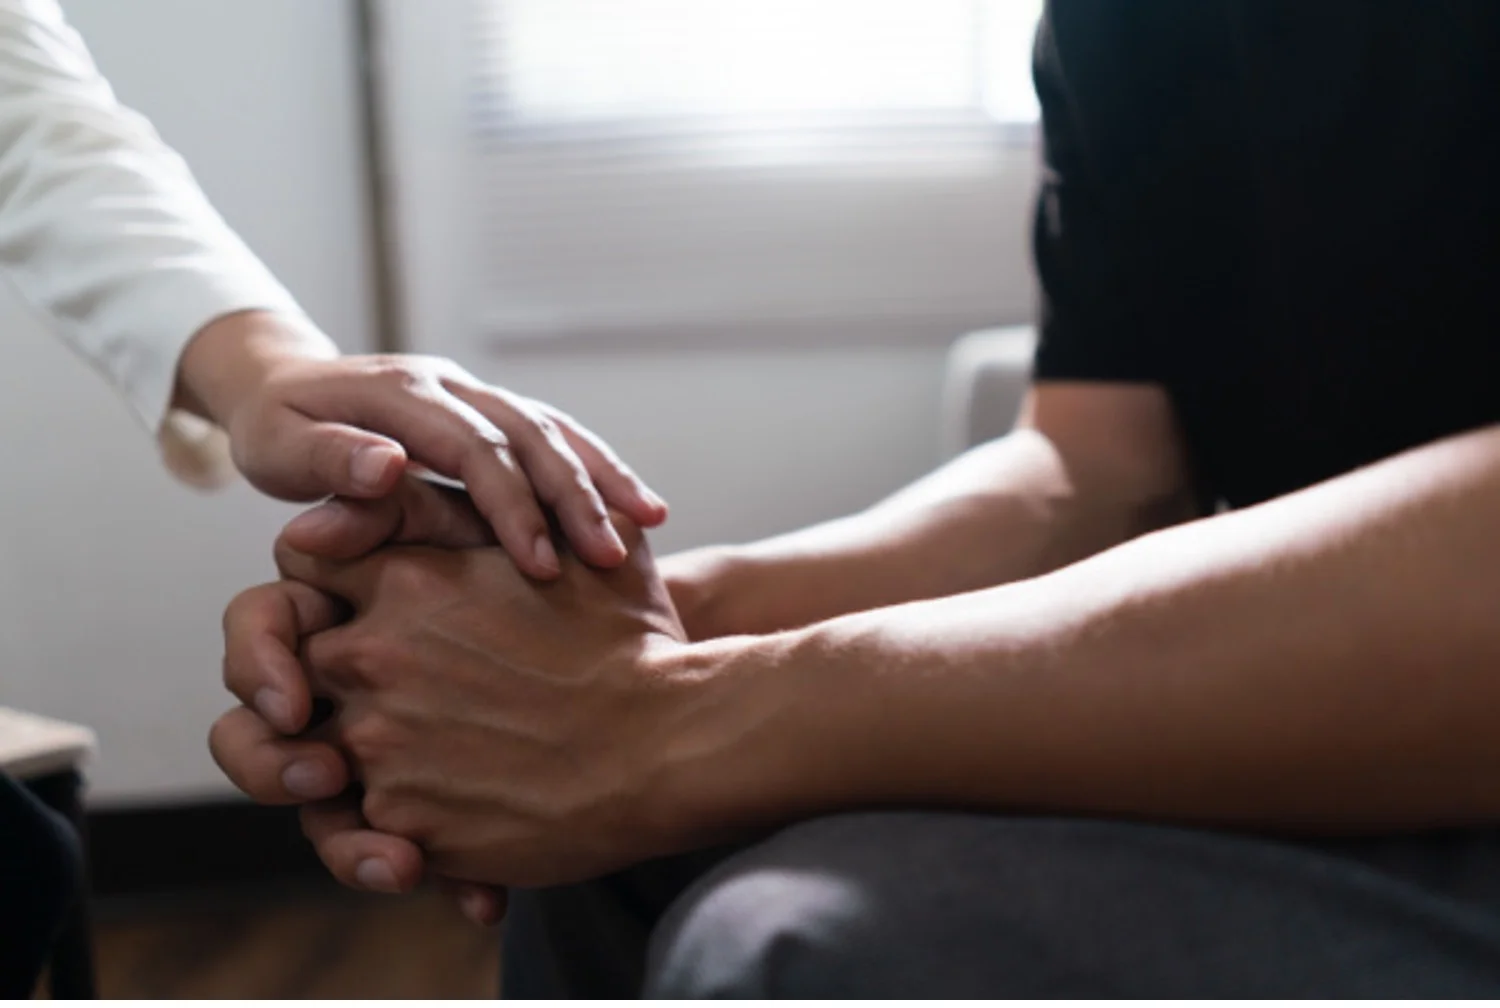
{"left": 234, "top": 409, "right": 407, "bottom": 501}
{"left": 279, "top": 498, "right": 400, "bottom": 561}
{"left": 281, "top": 476, "right": 496, "bottom": 560}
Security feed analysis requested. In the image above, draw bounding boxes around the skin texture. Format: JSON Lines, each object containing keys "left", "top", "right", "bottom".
{"left": 687, "top": 419, "right": 1500, "bottom": 834}
{"left": 176, "top": 309, "right": 668, "bottom": 577}
{"left": 660, "top": 382, "right": 1193, "bottom": 639}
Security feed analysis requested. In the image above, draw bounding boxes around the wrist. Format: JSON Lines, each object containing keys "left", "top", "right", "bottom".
{"left": 173, "top": 309, "right": 337, "bottom": 427}
{"left": 661, "top": 545, "right": 763, "bottom": 640}
{"left": 642, "top": 620, "right": 874, "bottom": 848}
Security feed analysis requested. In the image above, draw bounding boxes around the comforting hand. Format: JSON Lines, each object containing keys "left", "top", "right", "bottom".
{"left": 176, "top": 310, "right": 667, "bottom": 577}
{"left": 212, "top": 503, "right": 707, "bottom": 898}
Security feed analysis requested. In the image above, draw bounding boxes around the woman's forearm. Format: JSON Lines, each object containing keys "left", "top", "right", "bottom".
{"left": 667, "top": 423, "right": 1500, "bottom": 837}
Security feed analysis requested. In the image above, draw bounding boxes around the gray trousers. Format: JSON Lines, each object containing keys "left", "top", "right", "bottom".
{"left": 502, "top": 812, "right": 1500, "bottom": 997}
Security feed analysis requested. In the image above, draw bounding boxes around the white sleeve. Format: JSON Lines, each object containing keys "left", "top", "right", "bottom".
{"left": 0, "top": 0, "right": 317, "bottom": 486}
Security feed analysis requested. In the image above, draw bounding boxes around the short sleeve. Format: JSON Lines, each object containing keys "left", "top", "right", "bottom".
{"left": 1029, "top": 6, "right": 1166, "bottom": 385}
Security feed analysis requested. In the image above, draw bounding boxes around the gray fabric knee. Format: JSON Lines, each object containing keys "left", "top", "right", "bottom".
{"left": 645, "top": 817, "right": 889, "bottom": 998}
{"left": 643, "top": 810, "right": 1500, "bottom": 998}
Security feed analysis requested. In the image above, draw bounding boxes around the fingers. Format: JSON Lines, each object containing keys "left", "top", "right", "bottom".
{"left": 209, "top": 706, "right": 348, "bottom": 804}
{"left": 300, "top": 797, "right": 426, "bottom": 895}
{"left": 278, "top": 499, "right": 395, "bottom": 562}
{"left": 550, "top": 409, "right": 669, "bottom": 528}
{"left": 300, "top": 799, "right": 503, "bottom": 915}
{"left": 271, "top": 539, "right": 387, "bottom": 611}
{"left": 279, "top": 478, "right": 495, "bottom": 560}
{"left": 222, "top": 581, "right": 345, "bottom": 733}
{"left": 394, "top": 479, "right": 497, "bottom": 548}
{"left": 444, "top": 381, "right": 630, "bottom": 570}
{"left": 242, "top": 357, "right": 666, "bottom": 575}
{"left": 237, "top": 410, "right": 408, "bottom": 503}
{"left": 298, "top": 370, "right": 566, "bottom": 579}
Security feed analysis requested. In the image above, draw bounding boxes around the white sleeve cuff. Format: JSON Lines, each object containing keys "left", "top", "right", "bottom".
{"left": 158, "top": 408, "right": 235, "bottom": 490}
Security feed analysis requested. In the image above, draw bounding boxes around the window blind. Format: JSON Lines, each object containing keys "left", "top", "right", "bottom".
{"left": 467, "top": 0, "right": 1043, "bottom": 344}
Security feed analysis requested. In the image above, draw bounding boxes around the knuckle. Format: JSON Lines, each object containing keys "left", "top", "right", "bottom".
{"left": 527, "top": 411, "right": 562, "bottom": 443}
{"left": 387, "top": 557, "right": 441, "bottom": 599}
{"left": 466, "top": 425, "right": 513, "bottom": 460}
{"left": 360, "top": 789, "right": 428, "bottom": 840}
{"left": 569, "top": 469, "right": 602, "bottom": 501}
{"left": 430, "top": 357, "right": 473, "bottom": 383}
{"left": 373, "top": 358, "right": 433, "bottom": 395}
{"left": 358, "top": 787, "right": 399, "bottom": 831}
{"left": 341, "top": 633, "right": 399, "bottom": 687}
{"left": 539, "top": 460, "right": 593, "bottom": 502}
{"left": 563, "top": 482, "right": 607, "bottom": 519}
{"left": 340, "top": 714, "right": 396, "bottom": 764}
{"left": 339, "top": 705, "right": 411, "bottom": 759}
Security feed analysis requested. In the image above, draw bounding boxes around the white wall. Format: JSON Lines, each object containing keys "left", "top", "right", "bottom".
{"left": 482, "top": 345, "right": 954, "bottom": 554}
{"left": 0, "top": 0, "right": 374, "bottom": 804}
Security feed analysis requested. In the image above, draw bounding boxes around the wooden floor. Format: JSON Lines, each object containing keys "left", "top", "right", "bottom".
{"left": 51, "top": 884, "right": 501, "bottom": 999}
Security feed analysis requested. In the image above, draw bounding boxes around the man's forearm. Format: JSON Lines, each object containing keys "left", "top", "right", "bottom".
{"left": 661, "top": 423, "right": 1500, "bottom": 840}
{"left": 674, "top": 427, "right": 1184, "bottom": 638}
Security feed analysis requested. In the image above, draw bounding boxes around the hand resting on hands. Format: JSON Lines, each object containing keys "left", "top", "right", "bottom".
{"left": 212, "top": 477, "right": 702, "bottom": 918}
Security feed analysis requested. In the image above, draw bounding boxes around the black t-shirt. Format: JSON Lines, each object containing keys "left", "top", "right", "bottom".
{"left": 1031, "top": 1, "right": 1500, "bottom": 509}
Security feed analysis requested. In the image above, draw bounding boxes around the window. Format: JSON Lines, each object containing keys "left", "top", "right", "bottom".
{"left": 383, "top": 0, "right": 1046, "bottom": 350}
{"left": 477, "top": 1, "right": 1041, "bottom": 145}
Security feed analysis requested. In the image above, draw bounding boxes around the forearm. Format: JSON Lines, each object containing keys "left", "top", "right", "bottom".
{"left": 672, "top": 427, "right": 1183, "bottom": 638}
{"left": 667, "top": 423, "right": 1500, "bottom": 838}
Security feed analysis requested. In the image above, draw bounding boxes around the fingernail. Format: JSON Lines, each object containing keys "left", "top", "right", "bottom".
{"left": 533, "top": 534, "right": 560, "bottom": 574}
{"left": 254, "top": 688, "right": 293, "bottom": 731}
{"left": 356, "top": 859, "right": 401, "bottom": 894}
{"left": 282, "top": 760, "right": 334, "bottom": 798}
{"left": 352, "top": 444, "right": 401, "bottom": 493}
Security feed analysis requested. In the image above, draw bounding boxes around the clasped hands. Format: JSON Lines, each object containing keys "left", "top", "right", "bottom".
{"left": 210, "top": 478, "right": 727, "bottom": 922}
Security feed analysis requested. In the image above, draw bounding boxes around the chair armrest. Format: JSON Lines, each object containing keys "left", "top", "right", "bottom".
{"left": 939, "top": 326, "right": 1037, "bottom": 458}
{"left": 0, "top": 707, "right": 96, "bottom": 780}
